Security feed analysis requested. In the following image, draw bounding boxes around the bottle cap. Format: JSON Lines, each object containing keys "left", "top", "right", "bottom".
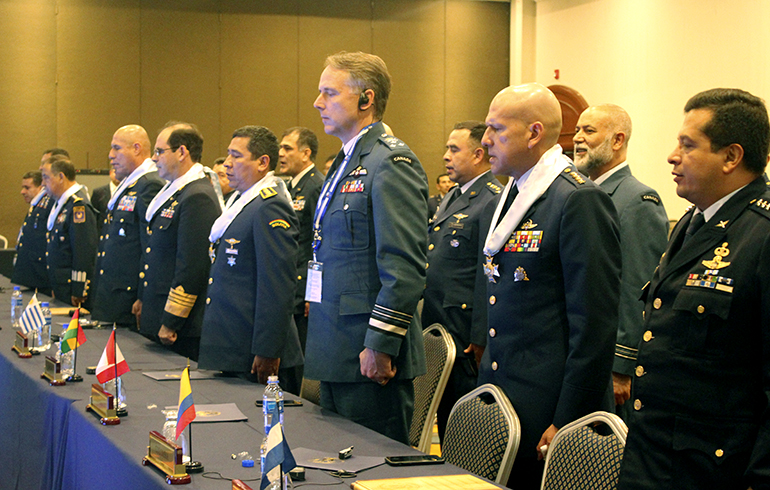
{"left": 268, "top": 375, "right": 279, "bottom": 383}
{"left": 42, "top": 302, "right": 49, "bottom": 307}
{"left": 13, "top": 286, "right": 20, "bottom": 290}
{"left": 241, "top": 459, "right": 254, "bottom": 468}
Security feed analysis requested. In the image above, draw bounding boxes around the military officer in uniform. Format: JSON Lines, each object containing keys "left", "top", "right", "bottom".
{"left": 199, "top": 126, "right": 303, "bottom": 394}
{"left": 41, "top": 155, "right": 98, "bottom": 308}
{"left": 617, "top": 89, "right": 770, "bottom": 490}
{"left": 476, "top": 83, "right": 621, "bottom": 488}
{"left": 278, "top": 126, "right": 324, "bottom": 358}
{"left": 91, "top": 125, "right": 164, "bottom": 329}
{"left": 12, "top": 170, "right": 54, "bottom": 293}
{"left": 135, "top": 125, "right": 220, "bottom": 361}
{"left": 306, "top": 51, "right": 428, "bottom": 444}
{"left": 573, "top": 104, "right": 670, "bottom": 419}
{"left": 422, "top": 120, "right": 501, "bottom": 442}
{"left": 427, "top": 174, "right": 453, "bottom": 221}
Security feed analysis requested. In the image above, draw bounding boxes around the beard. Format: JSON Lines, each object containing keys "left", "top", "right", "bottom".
{"left": 575, "top": 138, "right": 614, "bottom": 174}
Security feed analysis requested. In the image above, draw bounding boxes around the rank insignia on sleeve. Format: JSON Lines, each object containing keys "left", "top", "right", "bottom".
{"left": 348, "top": 165, "right": 368, "bottom": 176}
{"left": 701, "top": 242, "right": 731, "bottom": 270}
{"left": 340, "top": 180, "right": 365, "bottom": 193}
{"left": 269, "top": 219, "right": 290, "bottom": 229}
{"left": 504, "top": 230, "right": 543, "bottom": 252}
{"left": 260, "top": 187, "right": 278, "bottom": 200}
{"left": 117, "top": 195, "right": 137, "bottom": 212}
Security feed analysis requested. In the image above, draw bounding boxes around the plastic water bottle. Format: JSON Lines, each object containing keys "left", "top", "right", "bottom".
{"left": 11, "top": 286, "right": 22, "bottom": 328}
{"left": 56, "top": 327, "right": 75, "bottom": 378}
{"left": 31, "top": 302, "right": 52, "bottom": 353}
{"left": 262, "top": 376, "right": 284, "bottom": 435}
{"left": 161, "top": 408, "right": 190, "bottom": 463}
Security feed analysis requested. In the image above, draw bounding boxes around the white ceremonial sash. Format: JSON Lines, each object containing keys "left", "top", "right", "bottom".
{"left": 208, "top": 172, "right": 290, "bottom": 243}
{"left": 483, "top": 145, "right": 570, "bottom": 257}
{"left": 145, "top": 163, "right": 206, "bottom": 222}
{"left": 47, "top": 184, "right": 83, "bottom": 231}
{"left": 107, "top": 158, "right": 157, "bottom": 211}
{"left": 30, "top": 188, "right": 47, "bottom": 207}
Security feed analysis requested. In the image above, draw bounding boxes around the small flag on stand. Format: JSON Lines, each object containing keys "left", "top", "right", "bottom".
{"left": 260, "top": 422, "right": 296, "bottom": 490}
{"left": 95, "top": 330, "right": 130, "bottom": 383}
{"left": 176, "top": 366, "right": 196, "bottom": 441}
{"left": 60, "top": 309, "right": 87, "bottom": 353}
{"left": 19, "top": 294, "right": 44, "bottom": 335}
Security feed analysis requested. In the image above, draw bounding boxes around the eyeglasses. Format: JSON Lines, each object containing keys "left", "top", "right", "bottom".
{"left": 153, "top": 146, "right": 178, "bottom": 156}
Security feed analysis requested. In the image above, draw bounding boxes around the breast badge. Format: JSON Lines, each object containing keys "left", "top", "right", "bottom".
{"left": 483, "top": 255, "right": 500, "bottom": 283}
{"left": 224, "top": 238, "right": 240, "bottom": 266}
{"left": 504, "top": 230, "right": 542, "bottom": 252}
{"left": 701, "top": 242, "right": 731, "bottom": 270}
{"left": 514, "top": 266, "right": 529, "bottom": 282}
{"left": 117, "top": 195, "right": 137, "bottom": 212}
{"left": 340, "top": 180, "right": 365, "bottom": 193}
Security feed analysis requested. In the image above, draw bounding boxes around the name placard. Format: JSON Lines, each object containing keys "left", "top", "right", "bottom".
{"left": 86, "top": 384, "right": 120, "bottom": 425}
{"left": 142, "top": 430, "right": 191, "bottom": 485}
{"left": 12, "top": 331, "right": 32, "bottom": 358}
{"left": 41, "top": 355, "right": 65, "bottom": 386}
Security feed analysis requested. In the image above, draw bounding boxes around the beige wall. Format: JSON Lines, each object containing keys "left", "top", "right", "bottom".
{"left": 534, "top": 0, "right": 770, "bottom": 219}
{"left": 1, "top": 0, "right": 510, "bottom": 245}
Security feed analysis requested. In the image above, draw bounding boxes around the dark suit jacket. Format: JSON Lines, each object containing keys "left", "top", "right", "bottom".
{"left": 46, "top": 187, "right": 98, "bottom": 307}
{"left": 427, "top": 194, "right": 442, "bottom": 221}
{"left": 289, "top": 166, "right": 324, "bottom": 314}
{"left": 422, "top": 171, "right": 501, "bottom": 351}
{"left": 91, "top": 172, "right": 164, "bottom": 325}
{"left": 618, "top": 177, "right": 770, "bottom": 490}
{"left": 598, "top": 165, "right": 669, "bottom": 375}
{"left": 12, "top": 193, "right": 54, "bottom": 291}
{"left": 199, "top": 185, "right": 303, "bottom": 373}
{"left": 305, "top": 122, "right": 428, "bottom": 382}
{"left": 139, "top": 177, "right": 220, "bottom": 340}
{"left": 476, "top": 163, "right": 621, "bottom": 457}
{"left": 90, "top": 184, "right": 111, "bottom": 226}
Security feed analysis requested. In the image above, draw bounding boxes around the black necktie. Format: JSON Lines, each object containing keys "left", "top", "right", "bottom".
{"left": 496, "top": 184, "right": 518, "bottom": 226}
{"left": 287, "top": 180, "right": 293, "bottom": 193}
{"left": 444, "top": 186, "right": 460, "bottom": 208}
{"left": 683, "top": 212, "right": 705, "bottom": 247}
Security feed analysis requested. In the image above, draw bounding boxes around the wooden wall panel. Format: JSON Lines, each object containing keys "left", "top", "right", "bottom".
{"left": 0, "top": 0, "right": 57, "bottom": 244}
{"left": 297, "top": 1, "right": 373, "bottom": 168}
{"left": 218, "top": 1, "right": 300, "bottom": 161}
{"left": 56, "top": 0, "right": 141, "bottom": 170}
{"left": 140, "top": 0, "right": 221, "bottom": 163}
{"left": 373, "top": 0, "right": 447, "bottom": 180}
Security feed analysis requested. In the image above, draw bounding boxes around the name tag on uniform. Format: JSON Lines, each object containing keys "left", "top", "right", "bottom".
{"left": 305, "top": 261, "right": 323, "bottom": 303}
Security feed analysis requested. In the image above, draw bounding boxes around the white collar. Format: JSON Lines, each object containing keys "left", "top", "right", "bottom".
{"left": 47, "top": 184, "right": 83, "bottom": 231}
{"left": 290, "top": 164, "right": 315, "bottom": 189}
{"left": 699, "top": 184, "right": 748, "bottom": 222}
{"left": 459, "top": 171, "right": 488, "bottom": 194}
{"left": 108, "top": 158, "right": 157, "bottom": 211}
{"left": 593, "top": 161, "right": 628, "bottom": 185}
{"left": 30, "top": 188, "right": 47, "bottom": 206}
{"left": 145, "top": 163, "right": 206, "bottom": 222}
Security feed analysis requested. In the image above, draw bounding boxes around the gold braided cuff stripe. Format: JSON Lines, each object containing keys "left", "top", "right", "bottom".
{"left": 164, "top": 285, "right": 197, "bottom": 318}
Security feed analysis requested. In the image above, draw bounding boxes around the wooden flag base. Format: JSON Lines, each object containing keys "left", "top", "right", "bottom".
{"left": 142, "top": 431, "right": 191, "bottom": 485}
{"left": 85, "top": 384, "right": 121, "bottom": 425}
{"left": 12, "top": 331, "right": 32, "bottom": 358}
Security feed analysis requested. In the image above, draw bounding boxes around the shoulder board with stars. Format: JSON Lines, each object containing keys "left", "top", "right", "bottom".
{"left": 561, "top": 167, "right": 586, "bottom": 185}
{"left": 641, "top": 193, "right": 660, "bottom": 204}
{"left": 750, "top": 196, "right": 770, "bottom": 220}
{"left": 486, "top": 182, "right": 502, "bottom": 194}
{"left": 260, "top": 186, "right": 278, "bottom": 200}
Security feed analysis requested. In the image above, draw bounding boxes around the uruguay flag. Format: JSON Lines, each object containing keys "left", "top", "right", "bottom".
{"left": 261, "top": 422, "right": 297, "bottom": 490}
{"left": 176, "top": 366, "right": 196, "bottom": 441}
{"left": 19, "top": 293, "right": 44, "bottom": 335}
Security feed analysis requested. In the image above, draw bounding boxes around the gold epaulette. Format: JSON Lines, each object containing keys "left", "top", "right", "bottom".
{"left": 260, "top": 187, "right": 278, "bottom": 200}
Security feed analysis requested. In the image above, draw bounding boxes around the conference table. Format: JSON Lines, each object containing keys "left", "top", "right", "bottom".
{"left": 0, "top": 279, "right": 502, "bottom": 490}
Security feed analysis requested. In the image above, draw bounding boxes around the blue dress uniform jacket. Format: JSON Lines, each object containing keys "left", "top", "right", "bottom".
{"left": 598, "top": 165, "right": 669, "bottom": 377}
{"left": 138, "top": 178, "right": 220, "bottom": 344}
{"left": 618, "top": 177, "right": 770, "bottom": 490}
{"left": 12, "top": 193, "right": 54, "bottom": 291}
{"left": 46, "top": 188, "right": 98, "bottom": 307}
{"left": 289, "top": 167, "right": 324, "bottom": 316}
{"left": 423, "top": 171, "right": 502, "bottom": 349}
{"left": 476, "top": 166, "right": 621, "bottom": 466}
{"left": 199, "top": 186, "right": 303, "bottom": 373}
{"left": 91, "top": 172, "right": 164, "bottom": 325}
{"left": 305, "top": 122, "right": 429, "bottom": 383}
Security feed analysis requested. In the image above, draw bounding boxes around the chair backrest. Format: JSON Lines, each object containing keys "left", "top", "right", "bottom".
{"left": 409, "top": 324, "right": 456, "bottom": 452}
{"left": 299, "top": 378, "right": 321, "bottom": 406}
{"left": 0, "top": 235, "right": 8, "bottom": 249}
{"left": 541, "top": 411, "right": 628, "bottom": 490}
{"left": 442, "top": 383, "right": 520, "bottom": 484}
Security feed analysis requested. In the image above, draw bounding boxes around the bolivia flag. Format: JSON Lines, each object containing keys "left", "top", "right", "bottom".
{"left": 95, "top": 330, "right": 130, "bottom": 384}
{"left": 176, "top": 366, "right": 196, "bottom": 441}
{"left": 60, "top": 309, "right": 87, "bottom": 353}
